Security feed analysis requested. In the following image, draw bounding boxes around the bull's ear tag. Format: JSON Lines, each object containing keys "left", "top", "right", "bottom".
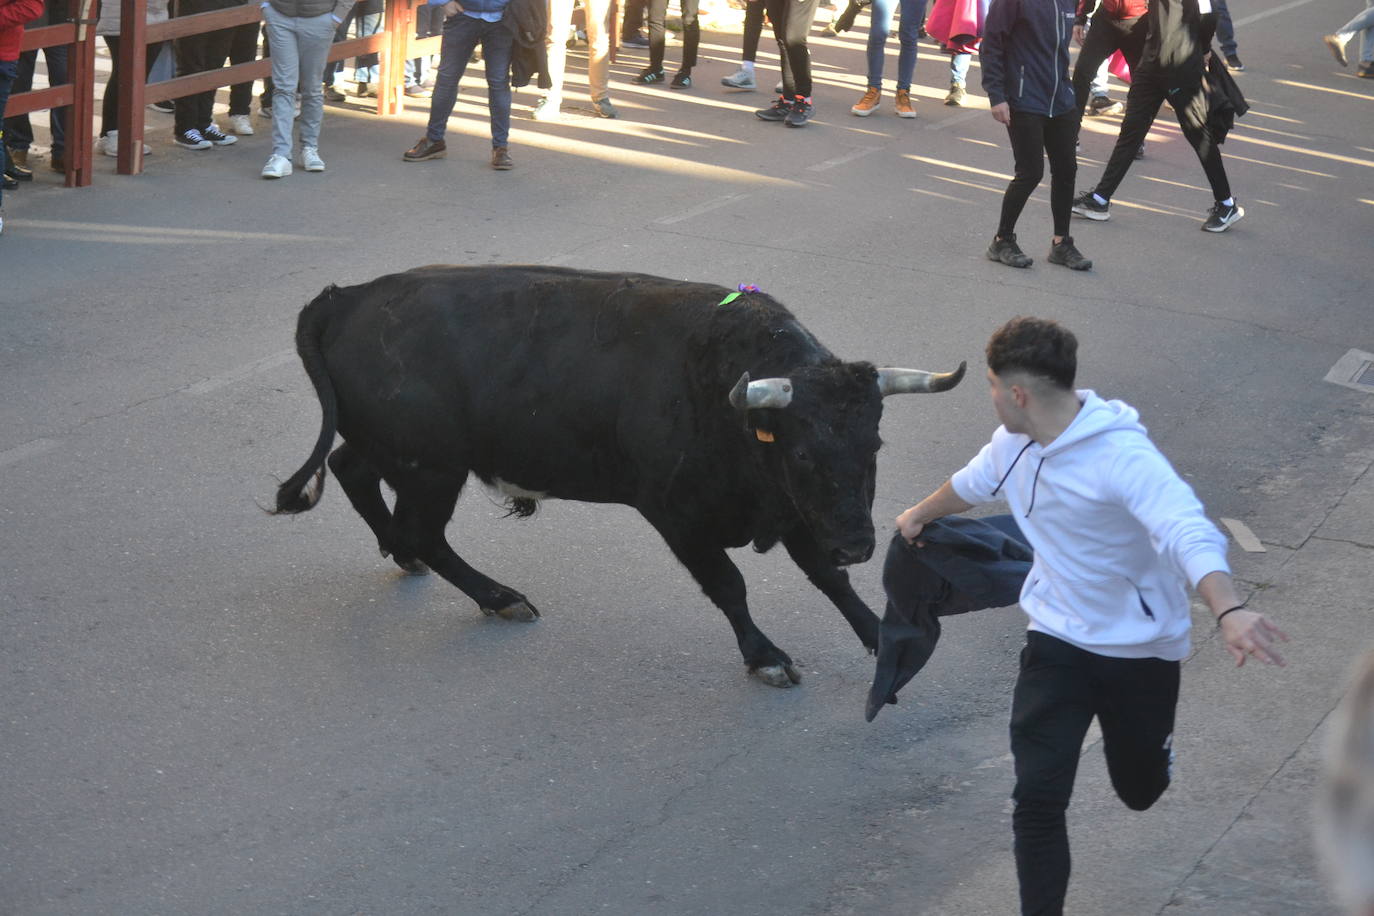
{"left": 719, "top": 292, "right": 742, "bottom": 306}
{"left": 755, "top": 429, "right": 776, "bottom": 443}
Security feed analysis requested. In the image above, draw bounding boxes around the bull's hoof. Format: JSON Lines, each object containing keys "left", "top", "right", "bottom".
{"left": 395, "top": 558, "right": 429, "bottom": 575}
{"left": 482, "top": 600, "right": 540, "bottom": 621}
{"left": 750, "top": 663, "right": 802, "bottom": 687}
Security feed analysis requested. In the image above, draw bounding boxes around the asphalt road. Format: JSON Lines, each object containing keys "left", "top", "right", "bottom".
{"left": 3, "top": 1, "right": 1372, "bottom": 913}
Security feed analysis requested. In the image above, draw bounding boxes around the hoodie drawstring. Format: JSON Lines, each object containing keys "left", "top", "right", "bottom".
{"left": 991, "top": 441, "right": 1046, "bottom": 518}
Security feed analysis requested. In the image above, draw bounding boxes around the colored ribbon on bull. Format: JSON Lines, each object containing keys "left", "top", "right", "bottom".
{"left": 719, "top": 284, "right": 762, "bottom": 306}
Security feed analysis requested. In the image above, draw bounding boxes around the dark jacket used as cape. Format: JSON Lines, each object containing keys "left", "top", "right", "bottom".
{"left": 1174, "top": 48, "right": 1248, "bottom": 140}
{"left": 866, "top": 515, "right": 1032, "bottom": 722}
{"left": 505, "top": 0, "right": 551, "bottom": 90}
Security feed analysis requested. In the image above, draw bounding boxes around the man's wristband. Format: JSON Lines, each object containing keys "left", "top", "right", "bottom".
{"left": 1215, "top": 604, "right": 1246, "bottom": 628}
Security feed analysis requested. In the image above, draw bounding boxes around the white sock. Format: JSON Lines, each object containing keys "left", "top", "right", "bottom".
{"left": 741, "top": 60, "right": 755, "bottom": 74}
{"left": 1092, "top": 193, "right": 1108, "bottom": 206}
{"left": 1221, "top": 197, "right": 1235, "bottom": 207}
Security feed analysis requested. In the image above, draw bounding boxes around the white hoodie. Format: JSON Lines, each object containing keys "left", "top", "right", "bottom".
{"left": 950, "top": 390, "right": 1230, "bottom": 660}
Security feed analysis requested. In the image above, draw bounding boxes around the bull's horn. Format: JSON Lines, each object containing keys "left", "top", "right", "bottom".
{"left": 876, "top": 361, "right": 967, "bottom": 396}
{"left": 729, "top": 372, "right": 794, "bottom": 410}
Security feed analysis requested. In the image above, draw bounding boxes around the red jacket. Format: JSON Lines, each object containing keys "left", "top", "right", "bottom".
{"left": 1075, "top": 0, "right": 1147, "bottom": 25}
{"left": 0, "top": 0, "right": 43, "bottom": 61}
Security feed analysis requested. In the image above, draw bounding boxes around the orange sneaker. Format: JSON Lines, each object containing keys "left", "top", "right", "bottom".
{"left": 894, "top": 88, "right": 915, "bottom": 118}
{"left": 851, "top": 86, "right": 881, "bottom": 117}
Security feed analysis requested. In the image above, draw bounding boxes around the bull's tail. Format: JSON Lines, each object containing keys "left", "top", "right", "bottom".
{"left": 273, "top": 287, "right": 341, "bottom": 515}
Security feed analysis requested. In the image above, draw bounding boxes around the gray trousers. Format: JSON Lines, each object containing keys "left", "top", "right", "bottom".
{"left": 262, "top": 4, "right": 337, "bottom": 159}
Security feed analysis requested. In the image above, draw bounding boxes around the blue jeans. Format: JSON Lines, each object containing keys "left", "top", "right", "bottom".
{"left": 1335, "top": 0, "right": 1374, "bottom": 64}
{"left": 427, "top": 13, "right": 513, "bottom": 147}
{"left": 951, "top": 50, "right": 970, "bottom": 86}
{"left": 0, "top": 58, "right": 15, "bottom": 210}
{"left": 1213, "top": 0, "right": 1237, "bottom": 56}
{"left": 4, "top": 45, "right": 69, "bottom": 156}
{"left": 866, "top": 0, "right": 927, "bottom": 90}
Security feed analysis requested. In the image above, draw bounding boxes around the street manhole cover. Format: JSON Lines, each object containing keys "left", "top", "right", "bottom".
{"left": 1325, "top": 350, "right": 1374, "bottom": 394}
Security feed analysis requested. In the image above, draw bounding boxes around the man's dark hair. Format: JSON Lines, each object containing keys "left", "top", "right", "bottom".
{"left": 985, "top": 317, "right": 1077, "bottom": 390}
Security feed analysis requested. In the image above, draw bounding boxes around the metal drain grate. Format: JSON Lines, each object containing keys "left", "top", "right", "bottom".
{"left": 1326, "top": 350, "right": 1374, "bottom": 394}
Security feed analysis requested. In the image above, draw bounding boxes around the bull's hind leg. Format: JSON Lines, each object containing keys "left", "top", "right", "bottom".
{"left": 389, "top": 473, "right": 540, "bottom": 621}
{"left": 327, "top": 443, "right": 427, "bottom": 574}
{"left": 654, "top": 530, "right": 799, "bottom": 687}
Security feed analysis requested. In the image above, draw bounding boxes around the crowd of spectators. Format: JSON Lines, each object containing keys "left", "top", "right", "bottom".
{"left": 0, "top": 0, "right": 1354, "bottom": 237}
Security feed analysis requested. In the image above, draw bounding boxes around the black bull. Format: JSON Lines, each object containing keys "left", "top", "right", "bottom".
{"left": 273, "top": 266, "right": 964, "bottom": 687}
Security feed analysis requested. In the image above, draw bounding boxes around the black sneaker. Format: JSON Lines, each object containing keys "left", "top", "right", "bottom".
{"left": 148, "top": 99, "right": 175, "bottom": 113}
{"left": 1225, "top": 53, "right": 1245, "bottom": 71}
{"left": 756, "top": 96, "right": 793, "bottom": 122}
{"left": 634, "top": 68, "right": 666, "bottom": 84}
{"left": 1071, "top": 191, "right": 1111, "bottom": 221}
{"left": 201, "top": 123, "right": 238, "bottom": 146}
{"left": 670, "top": 70, "right": 692, "bottom": 89}
{"left": 323, "top": 84, "right": 346, "bottom": 102}
{"left": 784, "top": 98, "right": 814, "bottom": 127}
{"left": 174, "top": 128, "right": 212, "bottom": 150}
{"left": 986, "top": 234, "right": 1032, "bottom": 268}
{"left": 621, "top": 32, "right": 650, "bottom": 47}
{"left": 1048, "top": 236, "right": 1092, "bottom": 270}
{"left": 1201, "top": 200, "right": 1244, "bottom": 232}
{"left": 1087, "top": 95, "right": 1122, "bottom": 116}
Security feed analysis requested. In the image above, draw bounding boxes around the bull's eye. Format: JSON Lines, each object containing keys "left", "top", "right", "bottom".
{"left": 793, "top": 448, "right": 811, "bottom": 464}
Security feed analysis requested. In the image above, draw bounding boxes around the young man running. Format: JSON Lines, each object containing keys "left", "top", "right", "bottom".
{"left": 896, "top": 316, "right": 1288, "bottom": 915}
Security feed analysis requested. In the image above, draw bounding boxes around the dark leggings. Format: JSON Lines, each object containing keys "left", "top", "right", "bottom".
{"left": 647, "top": 0, "right": 699, "bottom": 72}
{"left": 101, "top": 36, "right": 165, "bottom": 136}
{"left": 1093, "top": 67, "right": 1231, "bottom": 203}
{"left": 1010, "top": 632, "right": 1179, "bottom": 916}
{"left": 741, "top": 0, "right": 764, "bottom": 62}
{"left": 1071, "top": 11, "right": 1147, "bottom": 117}
{"left": 765, "top": 0, "right": 820, "bottom": 97}
{"left": 999, "top": 108, "right": 1078, "bottom": 239}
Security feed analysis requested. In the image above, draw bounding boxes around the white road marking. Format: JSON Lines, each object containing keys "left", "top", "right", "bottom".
{"left": 1220, "top": 518, "right": 1267, "bottom": 553}
{"left": 0, "top": 438, "right": 60, "bottom": 469}
{"left": 807, "top": 146, "right": 882, "bottom": 172}
{"left": 655, "top": 192, "right": 754, "bottom": 225}
{"left": 183, "top": 349, "right": 298, "bottom": 396}
{"left": 1234, "top": 0, "right": 1319, "bottom": 27}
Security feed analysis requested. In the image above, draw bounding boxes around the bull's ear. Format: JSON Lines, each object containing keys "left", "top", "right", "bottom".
{"left": 729, "top": 372, "right": 795, "bottom": 410}
{"left": 876, "top": 361, "right": 967, "bottom": 396}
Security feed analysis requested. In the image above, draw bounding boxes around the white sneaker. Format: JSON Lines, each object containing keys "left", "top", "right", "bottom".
{"left": 720, "top": 67, "right": 757, "bottom": 90}
{"left": 261, "top": 154, "right": 292, "bottom": 179}
{"left": 0, "top": 213, "right": 5, "bottom": 236}
{"left": 300, "top": 146, "right": 325, "bottom": 172}
{"left": 98, "top": 130, "right": 152, "bottom": 157}
{"left": 229, "top": 114, "right": 255, "bottom": 135}
{"left": 531, "top": 95, "right": 562, "bottom": 121}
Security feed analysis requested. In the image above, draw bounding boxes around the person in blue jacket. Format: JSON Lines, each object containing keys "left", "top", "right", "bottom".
{"left": 980, "top": 0, "right": 1092, "bottom": 271}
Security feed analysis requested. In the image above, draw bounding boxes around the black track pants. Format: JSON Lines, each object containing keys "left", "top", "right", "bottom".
{"left": 1010, "top": 631, "right": 1180, "bottom": 916}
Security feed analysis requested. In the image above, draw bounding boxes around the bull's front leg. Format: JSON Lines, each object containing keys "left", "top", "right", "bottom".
{"left": 655, "top": 532, "right": 800, "bottom": 687}
{"left": 782, "top": 528, "right": 881, "bottom": 653}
